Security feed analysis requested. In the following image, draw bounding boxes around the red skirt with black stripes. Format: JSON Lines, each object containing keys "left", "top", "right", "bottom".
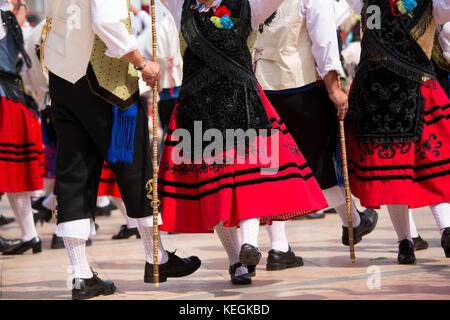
{"left": 97, "top": 162, "right": 122, "bottom": 198}
{"left": 158, "top": 86, "right": 328, "bottom": 233}
{"left": 347, "top": 81, "right": 450, "bottom": 209}
{"left": 0, "top": 97, "right": 44, "bottom": 193}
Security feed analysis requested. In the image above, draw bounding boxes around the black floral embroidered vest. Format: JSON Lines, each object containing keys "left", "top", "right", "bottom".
{"left": 177, "top": 0, "right": 271, "bottom": 135}
{"left": 348, "top": 0, "right": 435, "bottom": 144}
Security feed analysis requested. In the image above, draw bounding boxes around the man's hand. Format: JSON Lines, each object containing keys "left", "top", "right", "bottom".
{"left": 123, "top": 50, "right": 160, "bottom": 87}
{"left": 323, "top": 70, "right": 348, "bottom": 120}
{"left": 329, "top": 88, "right": 348, "bottom": 121}
{"left": 141, "top": 61, "right": 161, "bottom": 88}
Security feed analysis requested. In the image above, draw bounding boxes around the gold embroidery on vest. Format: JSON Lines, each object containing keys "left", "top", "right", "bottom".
{"left": 88, "top": 0, "right": 139, "bottom": 109}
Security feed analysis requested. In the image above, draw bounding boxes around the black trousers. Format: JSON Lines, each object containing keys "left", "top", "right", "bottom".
{"left": 265, "top": 85, "right": 339, "bottom": 190}
{"left": 49, "top": 72, "right": 152, "bottom": 223}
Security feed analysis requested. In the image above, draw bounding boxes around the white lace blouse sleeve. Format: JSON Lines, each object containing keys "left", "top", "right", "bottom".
{"left": 434, "top": 0, "right": 450, "bottom": 25}
{"left": 300, "top": 0, "right": 345, "bottom": 78}
{"left": 91, "top": 0, "right": 138, "bottom": 58}
{"left": 248, "top": 0, "right": 285, "bottom": 31}
{"left": 344, "top": 0, "right": 364, "bottom": 14}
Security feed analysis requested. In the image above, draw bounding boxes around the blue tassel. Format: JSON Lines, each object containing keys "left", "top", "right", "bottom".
{"left": 335, "top": 131, "right": 345, "bottom": 187}
{"left": 106, "top": 103, "right": 138, "bottom": 165}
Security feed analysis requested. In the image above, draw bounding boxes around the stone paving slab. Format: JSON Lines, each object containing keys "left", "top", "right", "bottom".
{"left": 0, "top": 196, "right": 449, "bottom": 300}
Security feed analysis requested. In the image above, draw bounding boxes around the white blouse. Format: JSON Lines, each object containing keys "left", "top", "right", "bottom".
{"left": 163, "top": 0, "right": 286, "bottom": 31}
{"left": 439, "top": 23, "right": 450, "bottom": 64}
{"left": 91, "top": 0, "right": 138, "bottom": 58}
{"left": 345, "top": 0, "right": 450, "bottom": 24}
{"left": 299, "top": 0, "right": 344, "bottom": 78}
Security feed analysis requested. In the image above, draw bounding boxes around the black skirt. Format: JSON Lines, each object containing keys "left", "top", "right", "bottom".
{"left": 265, "top": 85, "right": 339, "bottom": 190}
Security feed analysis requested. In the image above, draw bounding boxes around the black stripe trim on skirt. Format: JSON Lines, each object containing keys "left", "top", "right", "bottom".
{"left": 160, "top": 172, "right": 314, "bottom": 200}
{"left": 424, "top": 104, "right": 450, "bottom": 116}
{"left": 349, "top": 168, "right": 450, "bottom": 182}
{"left": 348, "top": 158, "right": 450, "bottom": 173}
{"left": 348, "top": 159, "right": 413, "bottom": 172}
{"left": 100, "top": 179, "right": 116, "bottom": 183}
{"left": 164, "top": 127, "right": 286, "bottom": 147}
{"left": 0, "top": 157, "right": 39, "bottom": 162}
{"left": 0, "top": 149, "right": 38, "bottom": 155}
{"left": 426, "top": 114, "right": 450, "bottom": 126}
{"left": 159, "top": 162, "right": 310, "bottom": 189}
{"left": 0, "top": 142, "right": 36, "bottom": 148}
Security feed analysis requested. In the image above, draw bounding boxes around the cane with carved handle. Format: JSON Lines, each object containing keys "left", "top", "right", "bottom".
{"left": 338, "top": 78, "right": 355, "bottom": 263}
{"left": 150, "top": 0, "right": 161, "bottom": 287}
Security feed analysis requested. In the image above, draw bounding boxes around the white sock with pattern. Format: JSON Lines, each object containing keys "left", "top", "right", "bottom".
{"left": 110, "top": 197, "right": 138, "bottom": 229}
{"left": 137, "top": 222, "right": 169, "bottom": 264}
{"left": 215, "top": 222, "right": 247, "bottom": 276}
{"left": 408, "top": 210, "right": 419, "bottom": 238}
{"left": 266, "top": 221, "right": 289, "bottom": 252}
{"left": 240, "top": 218, "right": 260, "bottom": 248}
{"left": 42, "top": 192, "right": 56, "bottom": 211}
{"left": 6, "top": 192, "right": 38, "bottom": 242}
{"left": 387, "top": 205, "right": 412, "bottom": 242}
{"left": 63, "top": 237, "right": 93, "bottom": 279}
{"left": 429, "top": 202, "right": 450, "bottom": 235}
{"left": 335, "top": 201, "right": 361, "bottom": 228}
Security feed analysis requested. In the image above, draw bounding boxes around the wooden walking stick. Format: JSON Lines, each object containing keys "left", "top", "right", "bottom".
{"left": 338, "top": 78, "right": 356, "bottom": 263}
{"left": 150, "top": 0, "right": 161, "bottom": 287}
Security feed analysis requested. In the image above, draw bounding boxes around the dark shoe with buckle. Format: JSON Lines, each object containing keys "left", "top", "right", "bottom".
{"left": 144, "top": 251, "right": 201, "bottom": 283}
{"left": 72, "top": 269, "right": 116, "bottom": 300}
{"left": 229, "top": 262, "right": 251, "bottom": 285}
{"left": 3, "top": 236, "right": 42, "bottom": 255}
{"left": 267, "top": 246, "right": 304, "bottom": 271}
{"left": 0, "top": 214, "right": 15, "bottom": 226}
{"left": 112, "top": 224, "right": 141, "bottom": 240}
{"left": 306, "top": 212, "right": 326, "bottom": 219}
{"left": 239, "top": 244, "right": 262, "bottom": 266}
{"left": 413, "top": 235, "right": 429, "bottom": 251}
{"left": 342, "top": 209, "right": 378, "bottom": 246}
{"left": 0, "top": 236, "right": 21, "bottom": 252}
{"left": 398, "top": 239, "right": 416, "bottom": 265}
{"left": 51, "top": 234, "right": 92, "bottom": 249}
{"left": 441, "top": 227, "right": 450, "bottom": 258}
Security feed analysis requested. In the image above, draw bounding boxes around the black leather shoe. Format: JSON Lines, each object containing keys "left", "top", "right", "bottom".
{"left": 324, "top": 208, "right": 337, "bottom": 214}
{"left": 51, "top": 234, "right": 92, "bottom": 249}
{"left": 342, "top": 209, "right": 378, "bottom": 246}
{"left": 441, "top": 227, "right": 450, "bottom": 258}
{"left": 229, "top": 262, "right": 251, "bottom": 285}
{"left": 239, "top": 244, "right": 262, "bottom": 266}
{"left": 266, "top": 246, "right": 304, "bottom": 271}
{"left": 112, "top": 224, "right": 141, "bottom": 240}
{"left": 306, "top": 211, "right": 326, "bottom": 219}
{"left": 247, "top": 265, "right": 256, "bottom": 277}
{"left": 95, "top": 203, "right": 116, "bottom": 217}
{"left": 144, "top": 251, "right": 201, "bottom": 283}
{"left": 33, "top": 208, "right": 52, "bottom": 226}
{"left": 72, "top": 269, "right": 116, "bottom": 300}
{"left": 413, "top": 235, "right": 429, "bottom": 251}
{"left": 0, "top": 214, "right": 15, "bottom": 226}
{"left": 3, "top": 236, "right": 42, "bottom": 255}
{"left": 0, "top": 236, "right": 21, "bottom": 252}
{"left": 31, "top": 196, "right": 46, "bottom": 211}
{"left": 398, "top": 239, "right": 416, "bottom": 264}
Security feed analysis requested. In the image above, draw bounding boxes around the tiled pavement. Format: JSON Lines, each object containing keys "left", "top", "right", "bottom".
{"left": 0, "top": 196, "right": 449, "bottom": 300}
